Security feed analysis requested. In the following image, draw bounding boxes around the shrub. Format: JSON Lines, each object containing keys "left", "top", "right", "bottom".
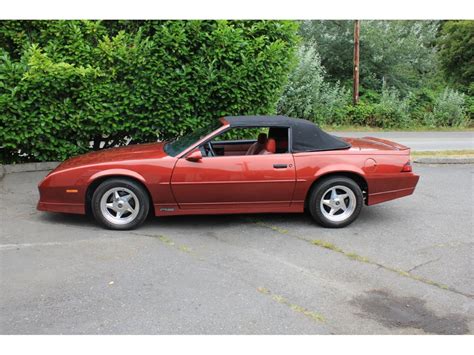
{"left": 343, "top": 87, "right": 411, "bottom": 128}
{"left": 423, "top": 88, "right": 469, "bottom": 127}
{"left": 372, "top": 86, "right": 411, "bottom": 128}
{"left": 277, "top": 45, "right": 416, "bottom": 129}
{"left": 344, "top": 101, "right": 376, "bottom": 126}
{"left": 0, "top": 20, "right": 299, "bottom": 163}
{"left": 277, "top": 45, "right": 350, "bottom": 125}
{"left": 406, "top": 87, "right": 437, "bottom": 125}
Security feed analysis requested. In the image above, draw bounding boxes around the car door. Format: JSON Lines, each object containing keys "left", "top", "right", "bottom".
{"left": 170, "top": 153, "right": 296, "bottom": 210}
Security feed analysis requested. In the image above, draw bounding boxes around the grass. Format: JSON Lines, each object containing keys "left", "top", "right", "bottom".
{"left": 311, "top": 238, "right": 458, "bottom": 295}
{"left": 257, "top": 287, "right": 325, "bottom": 322}
{"left": 253, "top": 222, "right": 470, "bottom": 297}
{"left": 411, "top": 149, "right": 474, "bottom": 157}
{"left": 154, "top": 234, "right": 193, "bottom": 254}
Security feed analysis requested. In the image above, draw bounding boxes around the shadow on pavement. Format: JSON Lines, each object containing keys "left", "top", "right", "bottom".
{"left": 35, "top": 203, "right": 387, "bottom": 231}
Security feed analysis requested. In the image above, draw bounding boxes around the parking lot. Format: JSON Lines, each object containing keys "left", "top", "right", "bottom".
{"left": 0, "top": 164, "right": 473, "bottom": 334}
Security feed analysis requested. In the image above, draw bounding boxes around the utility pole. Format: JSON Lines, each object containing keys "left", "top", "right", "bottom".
{"left": 353, "top": 20, "right": 360, "bottom": 105}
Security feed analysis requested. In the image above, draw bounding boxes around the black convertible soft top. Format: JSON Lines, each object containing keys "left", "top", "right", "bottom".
{"left": 224, "top": 115, "right": 351, "bottom": 152}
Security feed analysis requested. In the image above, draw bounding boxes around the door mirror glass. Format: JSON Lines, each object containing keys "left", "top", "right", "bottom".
{"left": 186, "top": 149, "right": 203, "bottom": 162}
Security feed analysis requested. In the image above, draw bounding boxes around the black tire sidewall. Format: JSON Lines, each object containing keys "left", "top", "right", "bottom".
{"left": 308, "top": 176, "right": 363, "bottom": 228}
{"left": 91, "top": 178, "right": 149, "bottom": 230}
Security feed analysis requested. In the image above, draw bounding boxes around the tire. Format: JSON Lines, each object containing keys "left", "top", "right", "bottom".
{"left": 308, "top": 176, "right": 363, "bottom": 228}
{"left": 91, "top": 178, "right": 150, "bottom": 230}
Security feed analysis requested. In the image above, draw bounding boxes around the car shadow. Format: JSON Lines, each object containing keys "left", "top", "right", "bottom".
{"left": 36, "top": 204, "right": 389, "bottom": 231}
{"left": 38, "top": 211, "right": 98, "bottom": 228}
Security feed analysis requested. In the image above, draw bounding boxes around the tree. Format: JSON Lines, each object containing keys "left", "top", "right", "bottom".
{"left": 277, "top": 45, "right": 348, "bottom": 124}
{"left": 437, "top": 20, "right": 474, "bottom": 92}
{"left": 299, "top": 20, "right": 440, "bottom": 94}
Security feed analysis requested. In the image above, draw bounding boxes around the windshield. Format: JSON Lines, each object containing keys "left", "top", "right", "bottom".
{"left": 164, "top": 120, "right": 222, "bottom": 157}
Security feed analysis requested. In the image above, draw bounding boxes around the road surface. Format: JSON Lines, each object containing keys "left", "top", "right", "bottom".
{"left": 0, "top": 165, "right": 473, "bottom": 334}
{"left": 331, "top": 131, "right": 473, "bottom": 151}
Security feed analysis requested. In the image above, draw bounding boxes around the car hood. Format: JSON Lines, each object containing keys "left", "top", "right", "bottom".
{"left": 55, "top": 142, "right": 169, "bottom": 171}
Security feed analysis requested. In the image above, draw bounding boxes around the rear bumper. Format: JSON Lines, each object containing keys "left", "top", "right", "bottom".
{"left": 367, "top": 173, "right": 420, "bottom": 205}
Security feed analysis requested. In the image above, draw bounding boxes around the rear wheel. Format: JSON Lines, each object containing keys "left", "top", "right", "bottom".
{"left": 308, "top": 176, "right": 363, "bottom": 228}
{"left": 91, "top": 178, "right": 149, "bottom": 230}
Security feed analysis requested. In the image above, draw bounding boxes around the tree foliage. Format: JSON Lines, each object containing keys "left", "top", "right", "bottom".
{"left": 290, "top": 20, "right": 471, "bottom": 127}
{"left": 0, "top": 20, "right": 298, "bottom": 163}
{"left": 277, "top": 45, "right": 349, "bottom": 124}
{"left": 299, "top": 20, "right": 440, "bottom": 94}
{"left": 437, "top": 20, "right": 474, "bottom": 91}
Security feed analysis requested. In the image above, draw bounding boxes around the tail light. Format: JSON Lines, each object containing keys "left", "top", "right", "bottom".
{"left": 401, "top": 160, "right": 412, "bottom": 172}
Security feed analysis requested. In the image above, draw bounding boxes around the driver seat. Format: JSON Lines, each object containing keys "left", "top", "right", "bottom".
{"left": 259, "top": 138, "right": 276, "bottom": 155}
{"left": 246, "top": 133, "right": 267, "bottom": 155}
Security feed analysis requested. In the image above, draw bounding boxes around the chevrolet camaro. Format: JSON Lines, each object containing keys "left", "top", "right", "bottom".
{"left": 37, "top": 115, "right": 420, "bottom": 230}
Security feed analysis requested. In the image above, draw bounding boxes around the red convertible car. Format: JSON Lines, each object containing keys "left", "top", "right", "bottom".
{"left": 37, "top": 116, "right": 419, "bottom": 230}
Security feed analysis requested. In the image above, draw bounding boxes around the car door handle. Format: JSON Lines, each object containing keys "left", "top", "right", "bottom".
{"left": 273, "top": 164, "right": 288, "bottom": 169}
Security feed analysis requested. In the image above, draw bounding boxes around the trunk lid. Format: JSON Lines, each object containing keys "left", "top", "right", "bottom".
{"left": 342, "top": 137, "right": 410, "bottom": 152}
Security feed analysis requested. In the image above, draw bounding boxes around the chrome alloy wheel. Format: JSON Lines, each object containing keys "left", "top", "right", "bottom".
{"left": 100, "top": 187, "right": 140, "bottom": 225}
{"left": 319, "top": 185, "right": 357, "bottom": 222}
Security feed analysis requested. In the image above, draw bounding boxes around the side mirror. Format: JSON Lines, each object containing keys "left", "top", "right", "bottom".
{"left": 186, "top": 149, "right": 203, "bottom": 162}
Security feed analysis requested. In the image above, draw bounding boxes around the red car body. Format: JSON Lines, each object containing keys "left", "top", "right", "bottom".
{"left": 37, "top": 117, "right": 419, "bottom": 218}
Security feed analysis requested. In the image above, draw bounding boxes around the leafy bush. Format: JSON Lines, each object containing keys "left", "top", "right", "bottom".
{"left": 466, "top": 82, "right": 474, "bottom": 121}
{"left": 373, "top": 87, "right": 411, "bottom": 127}
{"left": 0, "top": 20, "right": 299, "bottom": 163}
{"left": 277, "top": 45, "right": 349, "bottom": 125}
{"left": 344, "top": 101, "right": 376, "bottom": 126}
{"left": 343, "top": 87, "right": 411, "bottom": 128}
{"left": 423, "top": 88, "right": 470, "bottom": 127}
{"left": 276, "top": 40, "right": 438, "bottom": 129}
{"left": 406, "top": 87, "right": 437, "bottom": 124}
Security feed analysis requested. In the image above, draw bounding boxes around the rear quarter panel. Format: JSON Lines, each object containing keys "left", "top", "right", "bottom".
{"left": 292, "top": 149, "right": 418, "bottom": 206}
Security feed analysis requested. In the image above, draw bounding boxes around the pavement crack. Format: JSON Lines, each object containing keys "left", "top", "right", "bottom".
{"left": 415, "top": 240, "right": 474, "bottom": 253}
{"left": 130, "top": 232, "right": 195, "bottom": 256}
{"left": 250, "top": 219, "right": 474, "bottom": 300}
{"left": 407, "top": 257, "right": 441, "bottom": 272}
{"left": 0, "top": 236, "right": 131, "bottom": 251}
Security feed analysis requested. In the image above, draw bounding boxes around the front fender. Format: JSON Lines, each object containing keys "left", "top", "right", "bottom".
{"left": 86, "top": 168, "right": 148, "bottom": 185}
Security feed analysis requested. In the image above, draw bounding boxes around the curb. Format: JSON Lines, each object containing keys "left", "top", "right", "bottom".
{"left": 413, "top": 157, "right": 474, "bottom": 164}
{"left": 0, "top": 162, "right": 60, "bottom": 177}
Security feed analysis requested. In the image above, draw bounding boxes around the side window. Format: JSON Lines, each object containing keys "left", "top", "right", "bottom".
{"left": 210, "top": 127, "right": 267, "bottom": 142}
{"left": 202, "top": 126, "right": 289, "bottom": 157}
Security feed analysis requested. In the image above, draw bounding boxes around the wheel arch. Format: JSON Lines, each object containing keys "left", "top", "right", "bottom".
{"left": 304, "top": 171, "right": 368, "bottom": 209}
{"left": 85, "top": 172, "right": 155, "bottom": 216}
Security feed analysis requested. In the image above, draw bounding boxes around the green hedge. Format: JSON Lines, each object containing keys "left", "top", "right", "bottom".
{"left": 0, "top": 20, "right": 299, "bottom": 163}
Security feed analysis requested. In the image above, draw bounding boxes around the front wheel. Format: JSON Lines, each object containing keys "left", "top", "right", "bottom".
{"left": 308, "top": 176, "right": 363, "bottom": 228}
{"left": 91, "top": 178, "right": 150, "bottom": 230}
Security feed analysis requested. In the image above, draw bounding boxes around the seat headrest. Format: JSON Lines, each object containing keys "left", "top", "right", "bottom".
{"left": 265, "top": 138, "right": 276, "bottom": 153}
{"left": 257, "top": 133, "right": 267, "bottom": 144}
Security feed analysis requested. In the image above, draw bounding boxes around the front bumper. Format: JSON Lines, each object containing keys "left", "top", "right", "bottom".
{"left": 37, "top": 201, "right": 85, "bottom": 214}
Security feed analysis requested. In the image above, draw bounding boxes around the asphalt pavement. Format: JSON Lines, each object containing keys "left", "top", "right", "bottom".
{"left": 0, "top": 164, "right": 473, "bottom": 334}
{"left": 332, "top": 131, "right": 473, "bottom": 151}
